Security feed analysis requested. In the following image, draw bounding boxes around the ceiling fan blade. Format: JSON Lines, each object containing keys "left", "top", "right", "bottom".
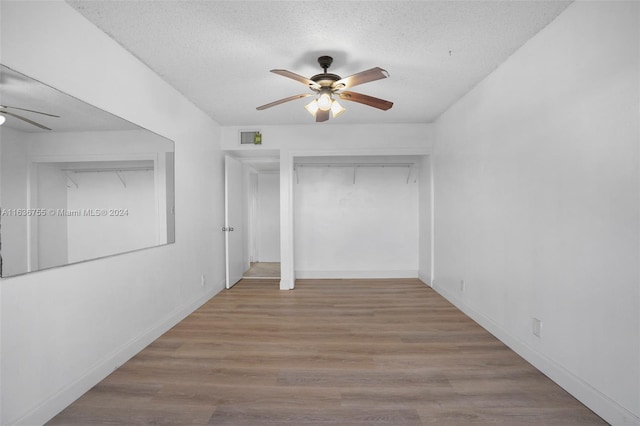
{"left": 256, "top": 93, "right": 313, "bottom": 110}
{"left": 270, "top": 70, "right": 321, "bottom": 90}
{"left": 0, "top": 111, "right": 52, "bottom": 130}
{"left": 332, "top": 67, "right": 389, "bottom": 90}
{"left": 0, "top": 105, "right": 60, "bottom": 117}
{"left": 338, "top": 91, "right": 393, "bottom": 111}
{"left": 315, "top": 108, "right": 330, "bottom": 122}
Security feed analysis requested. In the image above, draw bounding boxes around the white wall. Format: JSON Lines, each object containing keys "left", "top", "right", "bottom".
{"left": 432, "top": 2, "right": 639, "bottom": 424}
{"left": 221, "top": 123, "right": 433, "bottom": 289}
{"left": 0, "top": 2, "right": 225, "bottom": 425}
{"left": 257, "top": 172, "right": 280, "bottom": 262}
{"left": 244, "top": 167, "right": 258, "bottom": 267}
{"left": 294, "top": 164, "right": 418, "bottom": 278}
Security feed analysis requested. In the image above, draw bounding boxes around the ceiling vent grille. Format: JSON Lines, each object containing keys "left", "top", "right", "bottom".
{"left": 240, "top": 130, "right": 262, "bottom": 145}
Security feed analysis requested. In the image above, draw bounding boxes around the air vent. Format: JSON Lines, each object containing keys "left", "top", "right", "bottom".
{"left": 240, "top": 130, "right": 262, "bottom": 145}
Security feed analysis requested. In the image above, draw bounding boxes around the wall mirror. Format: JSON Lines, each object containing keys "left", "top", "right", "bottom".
{"left": 0, "top": 65, "right": 175, "bottom": 277}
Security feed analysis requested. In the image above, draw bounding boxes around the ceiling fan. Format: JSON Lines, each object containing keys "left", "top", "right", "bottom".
{"left": 0, "top": 104, "right": 59, "bottom": 130}
{"left": 257, "top": 56, "right": 393, "bottom": 122}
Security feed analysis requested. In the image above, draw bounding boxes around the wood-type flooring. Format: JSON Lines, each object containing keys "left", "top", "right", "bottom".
{"left": 48, "top": 279, "right": 607, "bottom": 425}
{"left": 243, "top": 262, "right": 281, "bottom": 278}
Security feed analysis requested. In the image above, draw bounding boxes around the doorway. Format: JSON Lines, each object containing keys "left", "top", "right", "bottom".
{"left": 244, "top": 169, "right": 280, "bottom": 279}
{"left": 224, "top": 151, "right": 281, "bottom": 286}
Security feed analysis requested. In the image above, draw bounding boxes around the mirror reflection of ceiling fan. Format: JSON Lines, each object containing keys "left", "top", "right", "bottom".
{"left": 0, "top": 104, "right": 59, "bottom": 130}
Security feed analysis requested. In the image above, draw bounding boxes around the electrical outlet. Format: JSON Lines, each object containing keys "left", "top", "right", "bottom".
{"left": 460, "top": 280, "right": 465, "bottom": 292}
{"left": 201, "top": 274, "right": 206, "bottom": 287}
{"left": 532, "top": 318, "right": 542, "bottom": 337}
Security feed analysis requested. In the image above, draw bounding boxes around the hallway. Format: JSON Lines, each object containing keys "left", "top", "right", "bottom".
{"left": 243, "top": 262, "right": 280, "bottom": 279}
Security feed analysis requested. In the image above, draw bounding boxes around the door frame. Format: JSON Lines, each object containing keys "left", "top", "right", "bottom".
{"left": 224, "top": 155, "right": 244, "bottom": 289}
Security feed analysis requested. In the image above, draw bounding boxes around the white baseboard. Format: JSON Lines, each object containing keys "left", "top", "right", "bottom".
{"left": 432, "top": 283, "right": 640, "bottom": 426}
{"left": 11, "top": 280, "right": 224, "bottom": 426}
{"left": 279, "top": 278, "right": 293, "bottom": 290}
{"left": 295, "top": 270, "right": 418, "bottom": 279}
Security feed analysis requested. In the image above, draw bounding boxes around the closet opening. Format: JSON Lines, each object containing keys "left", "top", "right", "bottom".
{"left": 290, "top": 154, "right": 430, "bottom": 282}
{"left": 223, "top": 150, "right": 280, "bottom": 288}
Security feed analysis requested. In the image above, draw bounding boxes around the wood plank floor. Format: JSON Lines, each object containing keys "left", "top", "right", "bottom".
{"left": 48, "top": 279, "right": 608, "bottom": 425}
{"left": 243, "top": 262, "right": 281, "bottom": 278}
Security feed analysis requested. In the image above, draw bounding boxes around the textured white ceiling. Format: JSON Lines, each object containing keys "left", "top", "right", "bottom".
{"left": 66, "top": 0, "right": 572, "bottom": 126}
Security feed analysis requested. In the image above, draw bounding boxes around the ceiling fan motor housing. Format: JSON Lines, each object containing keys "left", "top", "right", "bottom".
{"left": 310, "top": 73, "right": 340, "bottom": 88}
{"left": 310, "top": 56, "right": 341, "bottom": 89}
{"left": 318, "top": 55, "right": 333, "bottom": 71}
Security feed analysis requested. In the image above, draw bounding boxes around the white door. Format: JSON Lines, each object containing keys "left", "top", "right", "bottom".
{"left": 224, "top": 155, "right": 244, "bottom": 289}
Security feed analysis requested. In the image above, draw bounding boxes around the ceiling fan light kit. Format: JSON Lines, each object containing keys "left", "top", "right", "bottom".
{"left": 257, "top": 56, "right": 393, "bottom": 122}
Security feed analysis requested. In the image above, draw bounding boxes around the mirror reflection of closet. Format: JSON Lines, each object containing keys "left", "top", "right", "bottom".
{"left": 0, "top": 64, "right": 175, "bottom": 277}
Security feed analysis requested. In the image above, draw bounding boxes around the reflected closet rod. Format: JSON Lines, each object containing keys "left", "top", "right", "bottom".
{"left": 61, "top": 167, "right": 153, "bottom": 189}
{"left": 60, "top": 167, "right": 154, "bottom": 173}
{"left": 294, "top": 163, "right": 414, "bottom": 168}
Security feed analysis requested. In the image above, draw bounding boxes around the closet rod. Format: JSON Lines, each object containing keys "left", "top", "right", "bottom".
{"left": 60, "top": 167, "right": 154, "bottom": 173}
{"left": 294, "top": 163, "right": 414, "bottom": 168}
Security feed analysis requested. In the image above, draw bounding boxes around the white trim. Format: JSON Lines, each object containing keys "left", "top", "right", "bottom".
{"left": 7, "top": 280, "right": 224, "bottom": 426}
{"left": 280, "top": 151, "right": 295, "bottom": 290}
{"left": 28, "top": 153, "right": 157, "bottom": 165}
{"left": 26, "top": 163, "right": 38, "bottom": 271}
{"left": 153, "top": 152, "right": 165, "bottom": 246}
{"left": 429, "top": 155, "right": 435, "bottom": 286}
{"left": 279, "top": 278, "right": 293, "bottom": 290}
{"left": 288, "top": 147, "right": 430, "bottom": 159}
{"left": 432, "top": 283, "right": 640, "bottom": 426}
{"left": 295, "top": 270, "right": 418, "bottom": 279}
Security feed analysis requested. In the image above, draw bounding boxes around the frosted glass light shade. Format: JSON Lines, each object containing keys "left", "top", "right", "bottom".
{"left": 317, "top": 92, "right": 332, "bottom": 111}
{"left": 305, "top": 99, "right": 319, "bottom": 116}
{"left": 331, "top": 100, "right": 346, "bottom": 118}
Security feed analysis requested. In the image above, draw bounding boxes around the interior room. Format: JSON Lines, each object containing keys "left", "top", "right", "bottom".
{"left": 0, "top": 1, "right": 638, "bottom": 425}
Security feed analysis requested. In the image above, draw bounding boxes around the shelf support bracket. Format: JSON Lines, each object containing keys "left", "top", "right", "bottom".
{"left": 115, "top": 171, "right": 127, "bottom": 188}
{"left": 65, "top": 172, "right": 79, "bottom": 189}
